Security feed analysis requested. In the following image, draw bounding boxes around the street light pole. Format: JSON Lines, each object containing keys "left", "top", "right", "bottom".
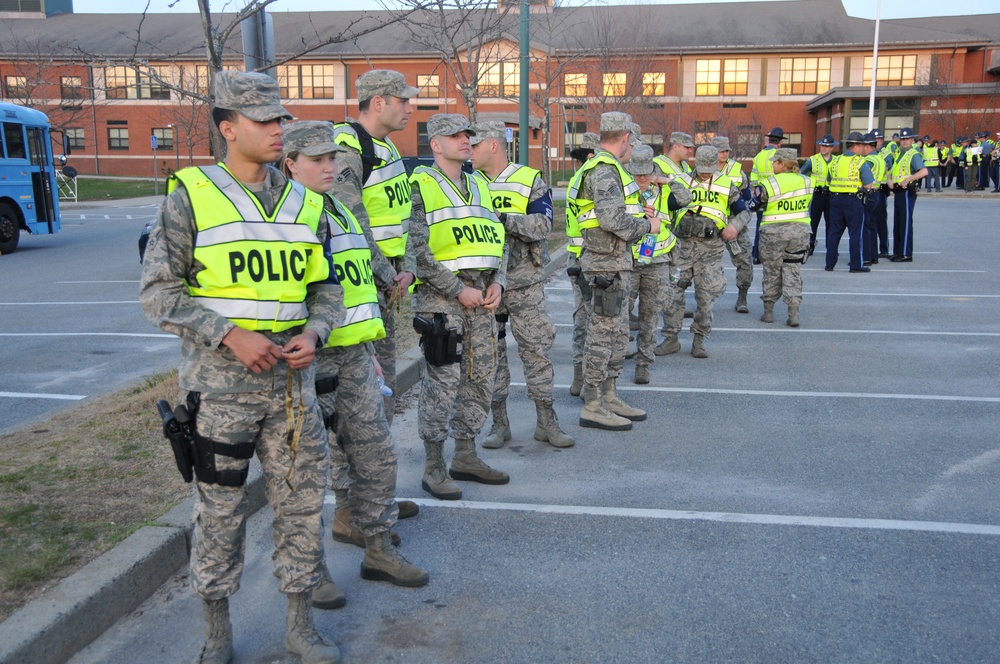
{"left": 167, "top": 123, "right": 180, "bottom": 171}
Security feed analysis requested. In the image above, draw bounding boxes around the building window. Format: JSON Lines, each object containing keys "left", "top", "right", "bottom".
{"left": 642, "top": 72, "right": 665, "bottom": 96}
{"left": 277, "top": 65, "right": 300, "bottom": 99}
{"left": 694, "top": 120, "right": 719, "bottom": 145}
{"left": 107, "top": 123, "right": 129, "bottom": 150}
{"left": 300, "top": 65, "right": 336, "bottom": 99}
{"left": 105, "top": 66, "right": 170, "bottom": 100}
{"left": 696, "top": 59, "right": 748, "bottom": 96}
{"left": 60, "top": 76, "right": 86, "bottom": 100}
{"left": 66, "top": 127, "right": 85, "bottom": 150}
{"left": 603, "top": 72, "right": 626, "bottom": 97}
{"left": 195, "top": 65, "right": 210, "bottom": 96}
{"left": 417, "top": 121, "right": 432, "bottom": 157}
{"left": 418, "top": 75, "right": 439, "bottom": 98}
{"left": 863, "top": 54, "right": 917, "bottom": 87}
{"left": 564, "top": 73, "right": 587, "bottom": 97}
{"left": 779, "top": 57, "right": 831, "bottom": 95}
{"left": 563, "top": 120, "right": 587, "bottom": 154}
{"left": 152, "top": 127, "right": 174, "bottom": 150}
{"left": 4, "top": 76, "right": 28, "bottom": 99}
{"left": 478, "top": 61, "right": 519, "bottom": 97}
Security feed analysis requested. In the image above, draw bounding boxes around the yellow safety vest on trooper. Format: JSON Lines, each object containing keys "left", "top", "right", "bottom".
{"left": 750, "top": 148, "right": 776, "bottom": 185}
{"left": 409, "top": 166, "right": 505, "bottom": 281}
{"left": 760, "top": 173, "right": 813, "bottom": 225}
{"left": 169, "top": 164, "right": 329, "bottom": 333}
{"left": 568, "top": 153, "right": 643, "bottom": 233}
{"left": 828, "top": 154, "right": 865, "bottom": 193}
{"left": 865, "top": 153, "right": 888, "bottom": 185}
{"left": 922, "top": 145, "right": 939, "bottom": 167}
{"left": 564, "top": 165, "right": 585, "bottom": 257}
{"left": 631, "top": 184, "right": 677, "bottom": 260}
{"left": 675, "top": 172, "right": 735, "bottom": 231}
{"left": 332, "top": 123, "right": 411, "bottom": 258}
{"left": 809, "top": 154, "right": 832, "bottom": 188}
{"left": 891, "top": 148, "right": 918, "bottom": 179}
{"left": 322, "top": 193, "right": 385, "bottom": 347}
{"left": 483, "top": 163, "right": 538, "bottom": 214}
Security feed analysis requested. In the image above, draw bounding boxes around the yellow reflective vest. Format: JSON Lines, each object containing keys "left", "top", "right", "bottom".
{"left": 322, "top": 193, "right": 384, "bottom": 347}
{"left": 891, "top": 148, "right": 918, "bottom": 179}
{"left": 653, "top": 154, "right": 688, "bottom": 179}
{"left": 567, "top": 153, "right": 643, "bottom": 231}
{"left": 482, "top": 163, "right": 537, "bottom": 214}
{"left": 564, "top": 164, "right": 585, "bottom": 257}
{"left": 829, "top": 154, "right": 865, "bottom": 193}
{"left": 332, "top": 124, "right": 411, "bottom": 258}
{"left": 750, "top": 147, "right": 776, "bottom": 185}
{"left": 760, "top": 173, "right": 812, "bottom": 225}
{"left": 410, "top": 166, "right": 505, "bottom": 279}
{"left": 865, "top": 153, "right": 888, "bottom": 185}
{"left": 676, "top": 172, "right": 735, "bottom": 230}
{"left": 631, "top": 184, "right": 677, "bottom": 260}
{"left": 809, "top": 153, "right": 832, "bottom": 188}
{"left": 922, "top": 145, "right": 939, "bottom": 167}
{"left": 170, "top": 164, "right": 328, "bottom": 333}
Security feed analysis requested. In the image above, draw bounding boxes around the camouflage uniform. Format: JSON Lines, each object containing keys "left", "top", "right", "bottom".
{"left": 140, "top": 165, "right": 344, "bottom": 600}
{"left": 713, "top": 138, "right": 753, "bottom": 299}
{"left": 567, "top": 132, "right": 601, "bottom": 371}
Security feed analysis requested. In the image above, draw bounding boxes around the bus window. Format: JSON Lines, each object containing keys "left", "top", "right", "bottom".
{"left": 28, "top": 127, "right": 49, "bottom": 166}
{"left": 3, "top": 123, "right": 26, "bottom": 160}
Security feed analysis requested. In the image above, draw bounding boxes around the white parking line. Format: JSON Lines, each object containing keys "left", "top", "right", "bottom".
{"left": 56, "top": 281, "right": 140, "bottom": 284}
{"left": 552, "top": 323, "right": 1000, "bottom": 337}
{"left": 0, "top": 301, "right": 139, "bottom": 305}
{"left": 0, "top": 391, "right": 85, "bottom": 401}
{"left": 0, "top": 332, "right": 174, "bottom": 338}
{"left": 544, "top": 285, "right": 1000, "bottom": 297}
{"left": 357, "top": 498, "right": 1000, "bottom": 537}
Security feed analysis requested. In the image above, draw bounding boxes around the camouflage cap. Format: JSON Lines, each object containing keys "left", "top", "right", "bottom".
{"left": 214, "top": 71, "right": 291, "bottom": 122}
{"left": 355, "top": 69, "right": 420, "bottom": 103}
{"left": 669, "top": 131, "right": 695, "bottom": 148}
{"left": 427, "top": 114, "right": 475, "bottom": 139}
{"left": 694, "top": 145, "right": 719, "bottom": 174}
{"left": 469, "top": 120, "right": 507, "bottom": 146}
{"left": 630, "top": 122, "right": 642, "bottom": 145}
{"left": 600, "top": 111, "right": 632, "bottom": 133}
{"left": 627, "top": 144, "right": 655, "bottom": 175}
{"left": 281, "top": 120, "right": 347, "bottom": 157}
{"left": 770, "top": 147, "right": 798, "bottom": 162}
{"left": 711, "top": 136, "right": 732, "bottom": 152}
{"left": 579, "top": 132, "right": 600, "bottom": 151}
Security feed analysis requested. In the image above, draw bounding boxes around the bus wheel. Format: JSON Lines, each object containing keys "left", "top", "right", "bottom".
{"left": 0, "top": 203, "right": 19, "bottom": 255}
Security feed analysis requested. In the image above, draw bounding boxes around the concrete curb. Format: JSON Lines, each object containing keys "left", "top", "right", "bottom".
{"left": 0, "top": 246, "right": 570, "bottom": 664}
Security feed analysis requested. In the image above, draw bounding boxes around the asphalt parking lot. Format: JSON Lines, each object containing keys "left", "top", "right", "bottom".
{"left": 53, "top": 195, "right": 1000, "bottom": 662}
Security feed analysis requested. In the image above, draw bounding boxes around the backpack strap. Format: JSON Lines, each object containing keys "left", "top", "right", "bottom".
{"left": 348, "top": 121, "right": 378, "bottom": 185}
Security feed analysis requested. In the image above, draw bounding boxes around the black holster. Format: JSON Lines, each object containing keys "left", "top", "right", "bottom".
{"left": 591, "top": 274, "right": 624, "bottom": 317}
{"left": 414, "top": 313, "right": 462, "bottom": 366}
{"left": 495, "top": 312, "right": 509, "bottom": 341}
{"left": 567, "top": 265, "right": 592, "bottom": 301}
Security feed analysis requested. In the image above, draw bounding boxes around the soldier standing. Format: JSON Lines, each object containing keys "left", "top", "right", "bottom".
{"left": 568, "top": 111, "right": 658, "bottom": 430}
{"left": 139, "top": 72, "right": 343, "bottom": 664}
{"left": 749, "top": 148, "right": 813, "bottom": 327}
{"left": 565, "top": 132, "right": 599, "bottom": 397}
{"left": 282, "top": 122, "right": 429, "bottom": 598}
{"left": 659, "top": 146, "right": 751, "bottom": 358}
{"left": 800, "top": 134, "right": 837, "bottom": 256}
{"left": 749, "top": 128, "right": 784, "bottom": 262}
{"left": 468, "top": 120, "right": 574, "bottom": 449}
{"left": 712, "top": 136, "right": 753, "bottom": 314}
{"left": 409, "top": 114, "right": 510, "bottom": 500}
{"left": 654, "top": 130, "right": 694, "bottom": 178}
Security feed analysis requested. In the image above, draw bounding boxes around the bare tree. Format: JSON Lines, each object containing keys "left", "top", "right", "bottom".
{"left": 920, "top": 58, "right": 1000, "bottom": 140}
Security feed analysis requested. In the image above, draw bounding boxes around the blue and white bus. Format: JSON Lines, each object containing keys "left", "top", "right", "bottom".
{"left": 0, "top": 102, "right": 63, "bottom": 255}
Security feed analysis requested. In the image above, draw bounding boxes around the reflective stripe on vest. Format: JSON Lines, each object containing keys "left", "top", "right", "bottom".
{"left": 653, "top": 155, "right": 686, "bottom": 178}
{"left": 761, "top": 173, "right": 812, "bottom": 225}
{"left": 809, "top": 153, "right": 831, "bottom": 187}
{"left": 891, "top": 148, "right": 918, "bottom": 179}
{"left": 724, "top": 159, "right": 744, "bottom": 183}
{"left": 410, "top": 166, "right": 505, "bottom": 278}
{"left": 865, "top": 153, "right": 887, "bottom": 185}
{"left": 750, "top": 148, "right": 775, "bottom": 185}
{"left": 631, "top": 184, "right": 677, "bottom": 259}
{"left": 829, "top": 154, "right": 865, "bottom": 193}
{"left": 567, "top": 152, "right": 642, "bottom": 231}
{"left": 323, "top": 193, "right": 385, "bottom": 347}
{"left": 679, "top": 172, "right": 733, "bottom": 229}
{"left": 564, "top": 165, "right": 586, "bottom": 256}
{"left": 481, "top": 163, "right": 538, "bottom": 214}
{"left": 922, "top": 145, "right": 939, "bottom": 167}
{"left": 332, "top": 125, "right": 410, "bottom": 258}
{"left": 170, "top": 164, "right": 327, "bottom": 333}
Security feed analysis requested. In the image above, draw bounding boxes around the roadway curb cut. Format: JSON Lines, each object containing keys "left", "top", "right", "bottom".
{"left": 0, "top": 246, "right": 569, "bottom": 664}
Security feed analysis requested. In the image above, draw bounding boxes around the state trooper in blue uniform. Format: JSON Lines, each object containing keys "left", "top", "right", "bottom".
{"left": 800, "top": 133, "right": 837, "bottom": 256}
{"left": 825, "top": 131, "right": 874, "bottom": 273}
{"left": 888, "top": 127, "right": 928, "bottom": 262}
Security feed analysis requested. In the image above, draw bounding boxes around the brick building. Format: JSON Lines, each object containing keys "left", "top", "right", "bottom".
{"left": 1, "top": 0, "right": 998, "bottom": 178}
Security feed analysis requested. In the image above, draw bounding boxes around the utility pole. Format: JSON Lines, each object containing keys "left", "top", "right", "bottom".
{"left": 518, "top": 0, "right": 530, "bottom": 165}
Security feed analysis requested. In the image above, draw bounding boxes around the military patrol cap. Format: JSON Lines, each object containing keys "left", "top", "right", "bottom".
{"left": 846, "top": 131, "right": 865, "bottom": 144}
{"left": 861, "top": 132, "right": 878, "bottom": 145}
{"left": 281, "top": 121, "right": 347, "bottom": 157}
{"left": 817, "top": 133, "right": 839, "bottom": 146}
{"left": 669, "top": 131, "right": 695, "bottom": 148}
{"left": 356, "top": 69, "right": 420, "bottom": 103}
{"left": 630, "top": 122, "right": 642, "bottom": 145}
{"left": 711, "top": 136, "right": 732, "bottom": 152}
{"left": 898, "top": 127, "right": 918, "bottom": 139}
{"left": 766, "top": 127, "right": 785, "bottom": 139}
{"left": 580, "top": 132, "right": 600, "bottom": 151}
{"left": 214, "top": 71, "right": 291, "bottom": 122}
{"left": 771, "top": 148, "right": 798, "bottom": 162}
{"left": 600, "top": 111, "right": 633, "bottom": 134}
{"left": 627, "top": 144, "right": 655, "bottom": 175}
{"left": 694, "top": 145, "right": 719, "bottom": 174}
{"left": 427, "top": 114, "right": 476, "bottom": 139}
{"left": 469, "top": 120, "right": 506, "bottom": 146}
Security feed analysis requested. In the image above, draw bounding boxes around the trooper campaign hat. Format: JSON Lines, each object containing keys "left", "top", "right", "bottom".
{"left": 766, "top": 127, "right": 785, "bottom": 139}
{"left": 898, "top": 127, "right": 918, "bottom": 140}
{"left": 817, "top": 134, "right": 839, "bottom": 147}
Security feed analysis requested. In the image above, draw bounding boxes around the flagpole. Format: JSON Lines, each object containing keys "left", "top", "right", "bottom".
{"left": 867, "top": 0, "right": 882, "bottom": 132}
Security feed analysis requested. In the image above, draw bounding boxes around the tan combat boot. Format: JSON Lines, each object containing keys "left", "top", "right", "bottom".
{"left": 654, "top": 333, "right": 681, "bottom": 356}
{"left": 422, "top": 441, "right": 462, "bottom": 500}
{"left": 482, "top": 400, "right": 511, "bottom": 449}
{"left": 285, "top": 592, "right": 340, "bottom": 664}
{"left": 691, "top": 334, "right": 709, "bottom": 358}
{"left": 787, "top": 305, "right": 800, "bottom": 328}
{"left": 397, "top": 500, "right": 419, "bottom": 519}
{"left": 760, "top": 302, "right": 775, "bottom": 323}
{"left": 634, "top": 365, "right": 650, "bottom": 385}
{"left": 360, "top": 531, "right": 430, "bottom": 587}
{"left": 533, "top": 400, "right": 575, "bottom": 448}
{"left": 195, "top": 598, "right": 232, "bottom": 664}
{"left": 311, "top": 564, "right": 346, "bottom": 610}
{"left": 332, "top": 507, "right": 400, "bottom": 548}
{"left": 601, "top": 377, "right": 646, "bottom": 421}
{"left": 735, "top": 286, "right": 750, "bottom": 313}
{"left": 579, "top": 383, "right": 632, "bottom": 431}
{"left": 570, "top": 363, "right": 584, "bottom": 398}
{"left": 450, "top": 437, "right": 510, "bottom": 484}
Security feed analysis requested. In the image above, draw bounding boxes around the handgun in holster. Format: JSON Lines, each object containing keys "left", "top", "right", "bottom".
{"left": 413, "top": 313, "right": 462, "bottom": 366}
{"left": 566, "top": 265, "right": 592, "bottom": 300}
{"left": 590, "top": 274, "right": 624, "bottom": 317}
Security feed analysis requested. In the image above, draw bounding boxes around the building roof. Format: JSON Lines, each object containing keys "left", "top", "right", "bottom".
{"left": 1, "top": 1, "right": 998, "bottom": 61}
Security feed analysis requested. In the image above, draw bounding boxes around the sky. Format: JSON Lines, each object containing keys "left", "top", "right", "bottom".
{"left": 68, "top": 0, "right": 996, "bottom": 20}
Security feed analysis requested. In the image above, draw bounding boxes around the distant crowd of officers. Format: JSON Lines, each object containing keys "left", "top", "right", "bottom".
{"left": 137, "top": 65, "right": 983, "bottom": 663}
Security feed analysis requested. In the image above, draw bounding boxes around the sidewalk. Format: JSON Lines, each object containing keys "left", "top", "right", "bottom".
{"left": 0, "top": 248, "right": 569, "bottom": 664}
